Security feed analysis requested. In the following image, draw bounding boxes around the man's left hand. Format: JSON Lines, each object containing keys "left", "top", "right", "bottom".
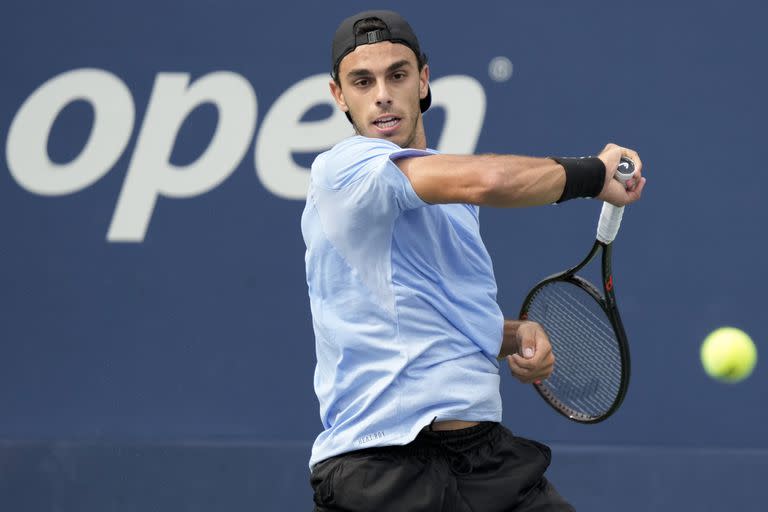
{"left": 505, "top": 321, "right": 555, "bottom": 384}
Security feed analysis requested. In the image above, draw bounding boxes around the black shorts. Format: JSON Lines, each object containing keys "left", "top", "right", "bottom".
{"left": 310, "top": 422, "right": 575, "bottom": 511}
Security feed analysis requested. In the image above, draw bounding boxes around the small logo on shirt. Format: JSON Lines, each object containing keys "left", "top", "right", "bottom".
{"left": 356, "top": 431, "right": 386, "bottom": 446}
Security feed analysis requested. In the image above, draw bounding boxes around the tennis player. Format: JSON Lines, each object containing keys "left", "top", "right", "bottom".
{"left": 302, "top": 10, "right": 645, "bottom": 511}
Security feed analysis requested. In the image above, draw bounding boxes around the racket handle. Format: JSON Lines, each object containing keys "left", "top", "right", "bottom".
{"left": 597, "top": 203, "right": 625, "bottom": 244}
{"left": 596, "top": 157, "right": 635, "bottom": 244}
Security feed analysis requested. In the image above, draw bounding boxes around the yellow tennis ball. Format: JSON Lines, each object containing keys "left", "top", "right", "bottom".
{"left": 700, "top": 327, "right": 757, "bottom": 382}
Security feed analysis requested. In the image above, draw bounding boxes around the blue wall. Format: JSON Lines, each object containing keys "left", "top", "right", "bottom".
{"left": 1, "top": 0, "right": 766, "bottom": 510}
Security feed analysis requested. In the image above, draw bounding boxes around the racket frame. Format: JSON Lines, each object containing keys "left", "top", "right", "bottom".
{"left": 519, "top": 239, "right": 631, "bottom": 423}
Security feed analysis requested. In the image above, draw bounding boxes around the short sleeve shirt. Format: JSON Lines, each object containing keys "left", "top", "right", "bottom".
{"left": 301, "top": 136, "right": 504, "bottom": 469}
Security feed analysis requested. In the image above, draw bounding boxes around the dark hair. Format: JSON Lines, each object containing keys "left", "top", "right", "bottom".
{"left": 332, "top": 17, "right": 428, "bottom": 84}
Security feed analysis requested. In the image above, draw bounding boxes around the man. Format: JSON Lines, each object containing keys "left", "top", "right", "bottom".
{"left": 302, "top": 10, "right": 644, "bottom": 512}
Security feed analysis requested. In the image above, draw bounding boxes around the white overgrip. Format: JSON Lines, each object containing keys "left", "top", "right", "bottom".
{"left": 597, "top": 203, "right": 625, "bottom": 244}
{"left": 596, "top": 157, "right": 634, "bottom": 244}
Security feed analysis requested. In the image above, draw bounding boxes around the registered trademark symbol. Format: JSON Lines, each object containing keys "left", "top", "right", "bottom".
{"left": 488, "top": 56, "right": 513, "bottom": 82}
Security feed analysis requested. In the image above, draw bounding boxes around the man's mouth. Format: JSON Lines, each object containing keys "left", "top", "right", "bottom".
{"left": 372, "top": 115, "right": 401, "bottom": 130}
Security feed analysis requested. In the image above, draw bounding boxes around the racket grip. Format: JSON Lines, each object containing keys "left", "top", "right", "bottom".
{"left": 596, "top": 157, "right": 634, "bottom": 244}
{"left": 597, "top": 203, "right": 625, "bottom": 243}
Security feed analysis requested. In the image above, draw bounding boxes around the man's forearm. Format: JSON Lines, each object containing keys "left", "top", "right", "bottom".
{"left": 479, "top": 155, "right": 567, "bottom": 207}
{"left": 398, "top": 154, "right": 567, "bottom": 207}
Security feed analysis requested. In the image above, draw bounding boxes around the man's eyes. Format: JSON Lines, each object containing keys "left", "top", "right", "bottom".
{"left": 353, "top": 72, "right": 407, "bottom": 87}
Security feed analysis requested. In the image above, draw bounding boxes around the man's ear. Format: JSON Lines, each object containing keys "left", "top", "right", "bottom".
{"left": 329, "top": 80, "right": 349, "bottom": 112}
{"left": 419, "top": 64, "right": 430, "bottom": 100}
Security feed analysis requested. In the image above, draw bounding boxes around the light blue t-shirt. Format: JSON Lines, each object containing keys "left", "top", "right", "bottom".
{"left": 301, "top": 136, "right": 504, "bottom": 469}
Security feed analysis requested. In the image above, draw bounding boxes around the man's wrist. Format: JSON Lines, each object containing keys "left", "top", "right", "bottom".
{"left": 498, "top": 319, "right": 526, "bottom": 359}
{"left": 550, "top": 157, "right": 605, "bottom": 203}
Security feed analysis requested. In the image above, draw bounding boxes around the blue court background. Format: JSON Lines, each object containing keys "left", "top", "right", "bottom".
{"left": 1, "top": 0, "right": 766, "bottom": 510}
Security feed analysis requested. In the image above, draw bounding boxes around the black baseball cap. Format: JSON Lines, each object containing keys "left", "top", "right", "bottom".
{"left": 331, "top": 10, "right": 432, "bottom": 118}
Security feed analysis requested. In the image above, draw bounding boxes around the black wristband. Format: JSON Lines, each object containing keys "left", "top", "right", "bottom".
{"left": 551, "top": 157, "right": 606, "bottom": 203}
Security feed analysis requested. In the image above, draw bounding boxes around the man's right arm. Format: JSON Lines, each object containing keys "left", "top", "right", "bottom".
{"left": 395, "top": 143, "right": 645, "bottom": 208}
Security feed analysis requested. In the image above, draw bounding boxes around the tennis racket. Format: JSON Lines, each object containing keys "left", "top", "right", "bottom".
{"left": 519, "top": 157, "right": 636, "bottom": 423}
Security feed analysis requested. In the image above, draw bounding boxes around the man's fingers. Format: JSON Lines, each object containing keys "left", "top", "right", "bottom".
{"left": 604, "top": 175, "right": 645, "bottom": 206}
{"left": 509, "top": 351, "right": 555, "bottom": 372}
{"left": 603, "top": 144, "right": 642, "bottom": 181}
{"left": 519, "top": 337, "right": 536, "bottom": 359}
{"left": 507, "top": 356, "right": 536, "bottom": 383}
{"left": 628, "top": 176, "right": 646, "bottom": 198}
{"left": 623, "top": 175, "right": 646, "bottom": 202}
{"left": 509, "top": 353, "right": 537, "bottom": 371}
{"left": 507, "top": 355, "right": 555, "bottom": 384}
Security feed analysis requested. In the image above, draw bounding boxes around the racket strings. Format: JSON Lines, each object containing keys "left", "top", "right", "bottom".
{"left": 527, "top": 281, "right": 622, "bottom": 419}
{"left": 542, "top": 289, "right": 622, "bottom": 371}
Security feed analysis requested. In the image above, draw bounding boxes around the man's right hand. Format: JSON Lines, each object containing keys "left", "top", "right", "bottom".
{"left": 597, "top": 143, "right": 646, "bottom": 206}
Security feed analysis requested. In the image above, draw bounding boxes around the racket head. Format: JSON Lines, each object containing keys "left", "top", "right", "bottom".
{"left": 519, "top": 250, "right": 630, "bottom": 423}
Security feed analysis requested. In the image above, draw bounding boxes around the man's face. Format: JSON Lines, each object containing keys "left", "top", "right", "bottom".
{"left": 330, "top": 41, "right": 430, "bottom": 149}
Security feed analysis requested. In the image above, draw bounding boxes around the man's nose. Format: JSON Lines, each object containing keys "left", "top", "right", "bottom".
{"left": 375, "top": 81, "right": 393, "bottom": 107}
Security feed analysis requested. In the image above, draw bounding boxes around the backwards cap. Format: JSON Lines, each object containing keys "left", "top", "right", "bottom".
{"left": 331, "top": 10, "right": 432, "bottom": 118}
